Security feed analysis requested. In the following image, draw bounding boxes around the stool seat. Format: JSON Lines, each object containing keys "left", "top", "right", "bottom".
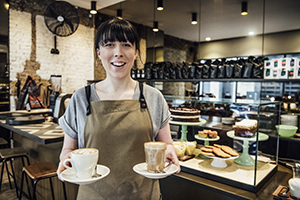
{"left": 19, "top": 161, "right": 67, "bottom": 200}
{"left": 0, "top": 147, "right": 28, "bottom": 159}
{"left": 0, "top": 138, "right": 8, "bottom": 146}
{"left": 23, "top": 162, "right": 57, "bottom": 180}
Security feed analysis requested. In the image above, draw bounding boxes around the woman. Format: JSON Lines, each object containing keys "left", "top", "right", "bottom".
{"left": 57, "top": 18, "right": 180, "bottom": 199}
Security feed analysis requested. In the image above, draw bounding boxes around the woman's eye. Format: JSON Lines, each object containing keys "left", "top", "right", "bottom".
{"left": 123, "top": 43, "right": 132, "bottom": 47}
{"left": 104, "top": 43, "right": 113, "bottom": 47}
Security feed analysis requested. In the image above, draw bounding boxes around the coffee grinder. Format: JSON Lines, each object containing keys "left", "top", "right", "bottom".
{"left": 49, "top": 75, "right": 62, "bottom": 114}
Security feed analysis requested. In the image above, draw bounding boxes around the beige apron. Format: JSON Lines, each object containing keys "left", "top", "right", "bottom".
{"left": 76, "top": 83, "right": 160, "bottom": 200}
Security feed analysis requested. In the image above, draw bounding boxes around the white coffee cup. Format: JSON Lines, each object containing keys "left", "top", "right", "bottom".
{"left": 63, "top": 148, "right": 98, "bottom": 179}
{"left": 289, "top": 178, "right": 300, "bottom": 198}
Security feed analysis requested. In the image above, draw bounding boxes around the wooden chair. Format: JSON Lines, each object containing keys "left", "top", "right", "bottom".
{"left": 19, "top": 161, "right": 67, "bottom": 200}
{"left": 0, "top": 146, "right": 30, "bottom": 198}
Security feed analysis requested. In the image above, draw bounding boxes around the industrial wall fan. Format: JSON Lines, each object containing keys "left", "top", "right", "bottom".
{"left": 44, "top": 1, "right": 80, "bottom": 54}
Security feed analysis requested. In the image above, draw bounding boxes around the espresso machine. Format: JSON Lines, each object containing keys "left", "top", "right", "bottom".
{"left": 49, "top": 75, "right": 62, "bottom": 115}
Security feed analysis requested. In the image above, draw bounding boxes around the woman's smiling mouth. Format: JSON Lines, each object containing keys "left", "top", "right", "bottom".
{"left": 111, "top": 62, "right": 126, "bottom": 67}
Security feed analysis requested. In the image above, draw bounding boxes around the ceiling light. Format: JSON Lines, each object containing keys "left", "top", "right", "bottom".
{"left": 157, "top": 0, "right": 163, "bottom": 11}
{"left": 205, "top": 37, "right": 211, "bottom": 41}
{"left": 153, "top": 21, "right": 159, "bottom": 32}
{"left": 248, "top": 31, "right": 254, "bottom": 35}
{"left": 117, "top": 9, "right": 123, "bottom": 19}
{"left": 241, "top": 2, "right": 248, "bottom": 16}
{"left": 191, "top": 13, "right": 197, "bottom": 25}
{"left": 90, "top": 1, "right": 97, "bottom": 15}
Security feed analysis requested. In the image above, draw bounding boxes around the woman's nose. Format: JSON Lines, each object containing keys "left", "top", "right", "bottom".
{"left": 114, "top": 45, "right": 123, "bottom": 57}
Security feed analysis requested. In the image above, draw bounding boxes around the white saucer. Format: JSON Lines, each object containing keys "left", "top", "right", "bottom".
{"left": 133, "top": 163, "right": 178, "bottom": 179}
{"left": 60, "top": 164, "right": 110, "bottom": 185}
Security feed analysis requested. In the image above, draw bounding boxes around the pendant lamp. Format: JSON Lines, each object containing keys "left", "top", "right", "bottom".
{"left": 117, "top": 9, "right": 123, "bottom": 19}
{"left": 241, "top": 2, "right": 248, "bottom": 15}
{"left": 157, "top": 0, "right": 163, "bottom": 11}
{"left": 90, "top": 1, "right": 97, "bottom": 15}
{"left": 191, "top": 13, "right": 197, "bottom": 25}
{"left": 153, "top": 21, "right": 159, "bottom": 32}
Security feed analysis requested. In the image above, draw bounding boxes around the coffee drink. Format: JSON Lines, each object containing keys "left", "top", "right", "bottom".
{"left": 63, "top": 148, "right": 98, "bottom": 179}
{"left": 73, "top": 148, "right": 98, "bottom": 155}
{"left": 144, "top": 142, "right": 167, "bottom": 173}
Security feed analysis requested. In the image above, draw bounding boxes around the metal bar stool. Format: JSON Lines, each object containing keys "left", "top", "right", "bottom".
{"left": 0, "top": 146, "right": 30, "bottom": 198}
{"left": 19, "top": 161, "right": 67, "bottom": 200}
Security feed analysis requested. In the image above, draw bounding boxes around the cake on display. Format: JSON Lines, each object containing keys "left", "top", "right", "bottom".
{"left": 198, "top": 129, "right": 218, "bottom": 138}
{"left": 232, "top": 119, "right": 258, "bottom": 137}
{"left": 170, "top": 107, "right": 201, "bottom": 122}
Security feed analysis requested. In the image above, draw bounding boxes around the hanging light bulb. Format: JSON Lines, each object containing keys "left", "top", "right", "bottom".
{"left": 90, "top": 1, "right": 97, "bottom": 15}
{"left": 191, "top": 13, "right": 197, "bottom": 25}
{"left": 157, "top": 0, "right": 163, "bottom": 11}
{"left": 241, "top": 2, "right": 248, "bottom": 16}
{"left": 117, "top": 9, "right": 123, "bottom": 19}
{"left": 153, "top": 21, "right": 159, "bottom": 32}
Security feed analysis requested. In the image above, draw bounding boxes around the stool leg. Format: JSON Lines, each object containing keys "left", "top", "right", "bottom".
{"left": 0, "top": 159, "right": 5, "bottom": 192}
{"left": 19, "top": 170, "right": 25, "bottom": 200}
{"left": 9, "top": 158, "right": 19, "bottom": 197}
{"left": 49, "top": 177, "right": 55, "bottom": 200}
{"left": 5, "top": 159, "right": 13, "bottom": 189}
{"left": 32, "top": 178, "right": 41, "bottom": 200}
{"left": 62, "top": 181, "right": 67, "bottom": 200}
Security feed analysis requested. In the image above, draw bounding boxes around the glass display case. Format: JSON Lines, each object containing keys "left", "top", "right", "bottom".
{"left": 165, "top": 95, "right": 280, "bottom": 192}
{"left": 140, "top": 79, "right": 289, "bottom": 192}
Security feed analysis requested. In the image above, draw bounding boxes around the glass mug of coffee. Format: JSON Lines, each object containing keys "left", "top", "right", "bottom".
{"left": 289, "top": 164, "right": 300, "bottom": 199}
{"left": 63, "top": 148, "right": 98, "bottom": 179}
{"left": 144, "top": 142, "right": 167, "bottom": 173}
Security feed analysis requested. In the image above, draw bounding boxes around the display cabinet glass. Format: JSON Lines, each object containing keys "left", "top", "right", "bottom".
{"left": 164, "top": 95, "right": 280, "bottom": 192}
{"left": 140, "top": 79, "right": 290, "bottom": 192}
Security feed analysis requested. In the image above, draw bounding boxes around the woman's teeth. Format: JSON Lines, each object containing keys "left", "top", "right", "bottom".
{"left": 112, "top": 62, "right": 125, "bottom": 67}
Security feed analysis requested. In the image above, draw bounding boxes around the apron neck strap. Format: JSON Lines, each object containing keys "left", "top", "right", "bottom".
{"left": 85, "top": 83, "right": 148, "bottom": 115}
{"left": 85, "top": 85, "right": 91, "bottom": 116}
{"left": 139, "top": 82, "right": 147, "bottom": 109}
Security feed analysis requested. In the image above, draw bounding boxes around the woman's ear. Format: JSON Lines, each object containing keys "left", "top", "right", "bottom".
{"left": 134, "top": 49, "right": 139, "bottom": 60}
{"left": 96, "top": 48, "right": 101, "bottom": 58}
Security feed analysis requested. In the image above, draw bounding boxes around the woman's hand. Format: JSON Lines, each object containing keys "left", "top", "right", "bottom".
{"left": 57, "top": 134, "right": 78, "bottom": 181}
{"left": 57, "top": 152, "right": 72, "bottom": 181}
{"left": 166, "top": 144, "right": 181, "bottom": 173}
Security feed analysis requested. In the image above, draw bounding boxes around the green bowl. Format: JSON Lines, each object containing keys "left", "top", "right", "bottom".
{"left": 276, "top": 125, "right": 298, "bottom": 138}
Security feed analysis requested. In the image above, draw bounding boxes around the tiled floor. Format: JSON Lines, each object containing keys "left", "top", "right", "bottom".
{"left": 0, "top": 161, "right": 29, "bottom": 200}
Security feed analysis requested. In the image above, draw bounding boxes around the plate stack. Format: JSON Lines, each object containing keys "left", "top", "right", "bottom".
{"left": 281, "top": 114, "right": 298, "bottom": 126}
{"left": 222, "top": 117, "right": 235, "bottom": 125}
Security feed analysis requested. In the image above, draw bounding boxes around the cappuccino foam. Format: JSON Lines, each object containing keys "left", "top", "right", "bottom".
{"left": 73, "top": 148, "right": 98, "bottom": 155}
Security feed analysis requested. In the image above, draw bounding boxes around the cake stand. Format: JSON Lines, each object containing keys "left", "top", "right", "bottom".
{"left": 226, "top": 131, "right": 269, "bottom": 166}
{"left": 194, "top": 135, "right": 220, "bottom": 146}
{"left": 169, "top": 118, "right": 206, "bottom": 141}
{"left": 202, "top": 154, "right": 239, "bottom": 168}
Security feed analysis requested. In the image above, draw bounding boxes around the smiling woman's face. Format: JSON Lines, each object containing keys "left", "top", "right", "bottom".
{"left": 97, "top": 40, "right": 138, "bottom": 80}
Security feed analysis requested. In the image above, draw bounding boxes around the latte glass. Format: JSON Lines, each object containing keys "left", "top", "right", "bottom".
{"left": 63, "top": 148, "right": 98, "bottom": 179}
{"left": 144, "top": 142, "right": 167, "bottom": 173}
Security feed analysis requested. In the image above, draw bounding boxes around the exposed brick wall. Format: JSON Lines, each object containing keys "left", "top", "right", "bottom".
{"left": 9, "top": 10, "right": 94, "bottom": 97}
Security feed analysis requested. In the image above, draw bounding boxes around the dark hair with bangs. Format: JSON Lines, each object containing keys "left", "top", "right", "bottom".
{"left": 95, "top": 18, "right": 140, "bottom": 52}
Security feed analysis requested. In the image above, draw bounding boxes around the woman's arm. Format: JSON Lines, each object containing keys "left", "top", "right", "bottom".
{"left": 155, "top": 122, "right": 180, "bottom": 173}
{"left": 57, "top": 134, "right": 78, "bottom": 179}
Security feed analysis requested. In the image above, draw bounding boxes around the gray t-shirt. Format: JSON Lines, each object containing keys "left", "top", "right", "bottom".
{"left": 59, "top": 82, "right": 171, "bottom": 148}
